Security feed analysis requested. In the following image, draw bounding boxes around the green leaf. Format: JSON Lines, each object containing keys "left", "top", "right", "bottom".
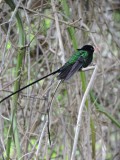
{"left": 6, "top": 41, "right": 11, "bottom": 49}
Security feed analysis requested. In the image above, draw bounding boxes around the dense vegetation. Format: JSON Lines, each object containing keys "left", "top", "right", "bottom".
{"left": 0, "top": 0, "right": 120, "bottom": 159}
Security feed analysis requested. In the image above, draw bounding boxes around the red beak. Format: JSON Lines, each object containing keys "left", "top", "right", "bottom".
{"left": 93, "top": 46, "right": 101, "bottom": 52}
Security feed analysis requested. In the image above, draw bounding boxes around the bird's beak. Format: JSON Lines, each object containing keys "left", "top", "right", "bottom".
{"left": 94, "top": 46, "right": 101, "bottom": 52}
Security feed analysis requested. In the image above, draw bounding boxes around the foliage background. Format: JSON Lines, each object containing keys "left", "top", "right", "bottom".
{"left": 0, "top": 0, "right": 120, "bottom": 159}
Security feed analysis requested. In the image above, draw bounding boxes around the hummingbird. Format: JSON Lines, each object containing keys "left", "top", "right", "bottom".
{"left": 0, "top": 45, "right": 94, "bottom": 103}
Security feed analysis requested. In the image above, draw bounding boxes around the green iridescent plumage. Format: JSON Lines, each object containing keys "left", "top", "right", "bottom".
{"left": 57, "top": 45, "right": 94, "bottom": 80}
{"left": 0, "top": 45, "right": 94, "bottom": 103}
{"left": 62, "top": 50, "right": 88, "bottom": 66}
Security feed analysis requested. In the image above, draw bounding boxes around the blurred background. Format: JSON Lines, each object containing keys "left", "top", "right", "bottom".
{"left": 0, "top": 0, "right": 120, "bottom": 159}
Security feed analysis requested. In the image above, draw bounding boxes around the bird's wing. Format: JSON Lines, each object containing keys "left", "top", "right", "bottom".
{"left": 64, "top": 57, "right": 84, "bottom": 80}
{"left": 57, "top": 64, "right": 73, "bottom": 80}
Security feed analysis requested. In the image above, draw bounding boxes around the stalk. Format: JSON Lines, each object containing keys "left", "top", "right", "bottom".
{"left": 61, "top": 0, "right": 96, "bottom": 158}
{"left": 5, "top": 0, "right": 25, "bottom": 159}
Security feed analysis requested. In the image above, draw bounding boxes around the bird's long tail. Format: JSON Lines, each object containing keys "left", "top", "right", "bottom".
{"left": 0, "top": 69, "right": 60, "bottom": 103}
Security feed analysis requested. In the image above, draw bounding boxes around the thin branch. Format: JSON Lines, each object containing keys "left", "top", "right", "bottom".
{"left": 1, "top": 0, "right": 23, "bottom": 74}
{"left": 35, "top": 121, "right": 48, "bottom": 160}
{"left": 51, "top": 0, "right": 65, "bottom": 64}
{"left": 70, "top": 64, "right": 98, "bottom": 160}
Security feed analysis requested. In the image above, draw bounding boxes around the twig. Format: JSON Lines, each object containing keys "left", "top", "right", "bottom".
{"left": 70, "top": 64, "right": 98, "bottom": 160}
{"left": 51, "top": 0, "right": 65, "bottom": 64}
{"left": 1, "top": 0, "right": 23, "bottom": 74}
{"left": 81, "top": 66, "right": 95, "bottom": 71}
{"left": 35, "top": 121, "right": 48, "bottom": 160}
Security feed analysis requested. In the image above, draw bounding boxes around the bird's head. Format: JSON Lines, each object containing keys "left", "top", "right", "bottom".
{"left": 81, "top": 45, "right": 94, "bottom": 54}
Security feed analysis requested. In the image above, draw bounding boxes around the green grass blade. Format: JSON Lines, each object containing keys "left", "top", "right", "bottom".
{"left": 5, "top": 0, "right": 25, "bottom": 159}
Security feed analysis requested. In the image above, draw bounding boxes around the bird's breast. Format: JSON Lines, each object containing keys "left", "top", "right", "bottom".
{"left": 82, "top": 55, "right": 93, "bottom": 68}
